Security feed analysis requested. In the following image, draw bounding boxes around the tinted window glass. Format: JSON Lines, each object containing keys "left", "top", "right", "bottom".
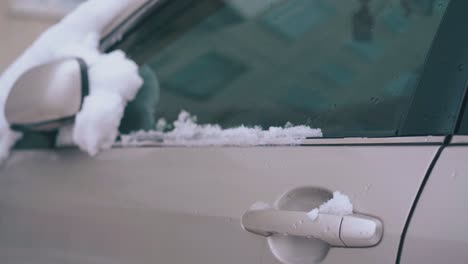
{"left": 116, "top": 0, "right": 449, "bottom": 137}
{"left": 14, "top": 132, "right": 57, "bottom": 150}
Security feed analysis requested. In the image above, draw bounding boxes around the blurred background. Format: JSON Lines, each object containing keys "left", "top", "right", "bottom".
{"left": 0, "top": 0, "right": 86, "bottom": 72}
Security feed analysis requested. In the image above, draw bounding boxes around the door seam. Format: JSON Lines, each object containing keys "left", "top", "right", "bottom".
{"left": 395, "top": 136, "right": 450, "bottom": 264}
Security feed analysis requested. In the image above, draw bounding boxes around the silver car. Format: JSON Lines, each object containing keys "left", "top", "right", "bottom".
{"left": 1, "top": 0, "right": 467, "bottom": 264}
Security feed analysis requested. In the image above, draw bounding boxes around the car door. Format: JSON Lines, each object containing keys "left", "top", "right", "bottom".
{"left": 0, "top": 0, "right": 463, "bottom": 264}
{"left": 399, "top": 137, "right": 468, "bottom": 264}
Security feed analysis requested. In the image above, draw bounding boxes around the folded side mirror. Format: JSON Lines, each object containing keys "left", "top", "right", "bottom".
{"left": 5, "top": 58, "right": 89, "bottom": 132}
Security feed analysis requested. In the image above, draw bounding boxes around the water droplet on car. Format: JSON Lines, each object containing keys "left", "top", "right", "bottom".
{"left": 458, "top": 64, "right": 464, "bottom": 71}
{"left": 451, "top": 171, "right": 457, "bottom": 180}
{"left": 364, "top": 183, "right": 372, "bottom": 191}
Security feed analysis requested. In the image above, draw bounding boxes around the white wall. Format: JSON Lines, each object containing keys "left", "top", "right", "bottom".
{"left": 0, "top": 1, "right": 55, "bottom": 72}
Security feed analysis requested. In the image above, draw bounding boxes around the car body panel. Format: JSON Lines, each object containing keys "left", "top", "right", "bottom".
{"left": 400, "top": 145, "right": 468, "bottom": 264}
{"left": 0, "top": 141, "right": 439, "bottom": 264}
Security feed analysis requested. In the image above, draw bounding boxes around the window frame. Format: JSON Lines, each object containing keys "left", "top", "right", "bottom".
{"left": 102, "top": 0, "right": 466, "bottom": 139}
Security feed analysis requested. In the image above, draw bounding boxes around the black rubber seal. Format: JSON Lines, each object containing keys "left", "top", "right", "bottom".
{"left": 76, "top": 57, "right": 90, "bottom": 110}
{"left": 394, "top": 138, "right": 448, "bottom": 264}
{"left": 10, "top": 58, "right": 90, "bottom": 132}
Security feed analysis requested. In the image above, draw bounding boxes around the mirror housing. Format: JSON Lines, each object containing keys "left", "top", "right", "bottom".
{"left": 5, "top": 58, "right": 88, "bottom": 132}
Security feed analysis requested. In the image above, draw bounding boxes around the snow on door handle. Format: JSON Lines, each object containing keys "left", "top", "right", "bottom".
{"left": 241, "top": 208, "right": 383, "bottom": 248}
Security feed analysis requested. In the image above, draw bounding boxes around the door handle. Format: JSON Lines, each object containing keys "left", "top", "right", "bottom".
{"left": 242, "top": 208, "right": 383, "bottom": 248}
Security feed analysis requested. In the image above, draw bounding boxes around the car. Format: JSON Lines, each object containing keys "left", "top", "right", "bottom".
{"left": 1, "top": 0, "right": 468, "bottom": 263}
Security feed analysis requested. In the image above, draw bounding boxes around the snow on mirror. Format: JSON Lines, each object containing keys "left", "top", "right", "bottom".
{"left": 0, "top": 0, "right": 142, "bottom": 162}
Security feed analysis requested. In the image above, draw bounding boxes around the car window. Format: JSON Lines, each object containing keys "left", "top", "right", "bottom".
{"left": 114, "top": 0, "right": 449, "bottom": 138}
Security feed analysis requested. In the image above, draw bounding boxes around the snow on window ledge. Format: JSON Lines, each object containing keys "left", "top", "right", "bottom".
{"left": 119, "top": 111, "right": 323, "bottom": 147}
{"left": 57, "top": 111, "right": 323, "bottom": 148}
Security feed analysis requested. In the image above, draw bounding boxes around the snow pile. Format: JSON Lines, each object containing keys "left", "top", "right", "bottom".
{"left": 120, "top": 111, "right": 323, "bottom": 147}
{"left": 68, "top": 49, "right": 142, "bottom": 156}
{"left": 307, "top": 192, "right": 354, "bottom": 221}
{"left": 0, "top": 0, "right": 141, "bottom": 161}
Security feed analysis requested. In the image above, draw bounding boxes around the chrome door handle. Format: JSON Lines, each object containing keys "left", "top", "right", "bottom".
{"left": 242, "top": 208, "right": 383, "bottom": 248}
